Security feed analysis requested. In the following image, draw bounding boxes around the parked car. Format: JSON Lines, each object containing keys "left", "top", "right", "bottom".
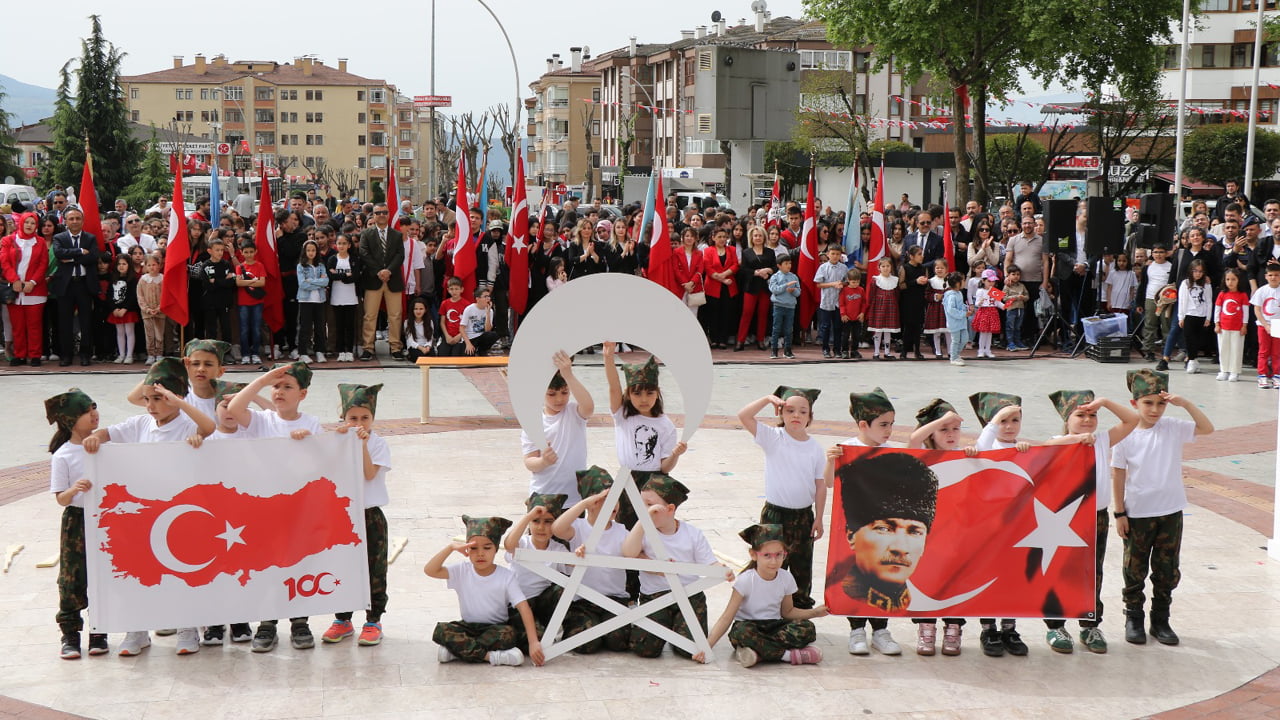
{"left": 0, "top": 184, "right": 40, "bottom": 211}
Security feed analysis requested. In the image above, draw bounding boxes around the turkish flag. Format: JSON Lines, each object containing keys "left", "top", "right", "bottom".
{"left": 78, "top": 154, "right": 106, "bottom": 254}
{"left": 506, "top": 155, "right": 531, "bottom": 316}
{"left": 825, "top": 445, "right": 1097, "bottom": 619}
{"left": 766, "top": 172, "right": 781, "bottom": 229}
{"left": 254, "top": 162, "right": 285, "bottom": 334}
{"left": 942, "top": 191, "right": 956, "bottom": 272}
{"left": 96, "top": 477, "right": 361, "bottom": 588}
{"left": 451, "top": 156, "right": 477, "bottom": 299}
{"left": 647, "top": 174, "right": 681, "bottom": 298}
{"left": 868, "top": 159, "right": 887, "bottom": 264}
{"left": 386, "top": 160, "right": 403, "bottom": 231}
{"left": 797, "top": 166, "right": 820, "bottom": 330}
{"left": 159, "top": 169, "right": 190, "bottom": 326}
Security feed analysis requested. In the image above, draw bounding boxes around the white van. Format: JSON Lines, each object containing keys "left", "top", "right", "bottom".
{"left": 0, "top": 184, "right": 41, "bottom": 210}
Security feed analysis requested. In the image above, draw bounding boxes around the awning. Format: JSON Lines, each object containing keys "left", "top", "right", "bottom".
{"left": 1153, "top": 172, "right": 1223, "bottom": 193}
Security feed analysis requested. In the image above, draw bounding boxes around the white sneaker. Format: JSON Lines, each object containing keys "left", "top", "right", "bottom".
{"left": 344, "top": 352, "right": 354, "bottom": 362}
{"left": 299, "top": 354, "right": 313, "bottom": 364}
{"left": 488, "top": 647, "right": 523, "bottom": 666}
{"left": 950, "top": 359, "right": 966, "bottom": 366}
{"left": 871, "top": 628, "right": 902, "bottom": 655}
{"left": 1229, "top": 373, "right": 1240, "bottom": 382}
{"left": 315, "top": 353, "right": 325, "bottom": 363}
{"left": 118, "top": 631, "right": 151, "bottom": 656}
{"left": 437, "top": 646, "right": 455, "bottom": 663}
{"left": 176, "top": 627, "right": 200, "bottom": 655}
{"left": 241, "top": 356, "right": 252, "bottom": 365}
{"left": 289, "top": 349, "right": 300, "bottom": 360}
{"left": 1216, "top": 371, "right": 1228, "bottom": 381}
{"left": 1186, "top": 359, "right": 1199, "bottom": 374}
{"left": 848, "top": 628, "right": 869, "bottom": 655}
{"left": 252, "top": 355, "right": 262, "bottom": 365}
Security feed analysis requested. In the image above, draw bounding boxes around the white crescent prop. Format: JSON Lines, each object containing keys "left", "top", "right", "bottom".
{"left": 149, "top": 504, "right": 215, "bottom": 574}
{"left": 904, "top": 457, "right": 1033, "bottom": 612}
{"left": 508, "top": 273, "right": 713, "bottom": 448}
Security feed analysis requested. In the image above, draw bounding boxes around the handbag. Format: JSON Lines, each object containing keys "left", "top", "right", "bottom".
{"left": 0, "top": 282, "right": 15, "bottom": 305}
{"left": 685, "top": 290, "right": 707, "bottom": 308}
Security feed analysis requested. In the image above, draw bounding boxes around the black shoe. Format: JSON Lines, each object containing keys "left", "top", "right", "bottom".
{"left": 202, "top": 625, "right": 226, "bottom": 646}
{"left": 852, "top": 351, "right": 863, "bottom": 359}
{"left": 230, "top": 623, "right": 253, "bottom": 643}
{"left": 1149, "top": 617, "right": 1179, "bottom": 645}
{"left": 784, "top": 350, "right": 795, "bottom": 359}
{"left": 980, "top": 627, "right": 1005, "bottom": 657}
{"left": 59, "top": 358, "right": 72, "bottom": 367}
{"left": 358, "top": 350, "right": 374, "bottom": 361}
{"left": 1001, "top": 628, "right": 1028, "bottom": 656}
{"left": 29, "top": 358, "right": 40, "bottom": 367}
{"left": 80, "top": 356, "right": 91, "bottom": 366}
{"left": 8, "top": 358, "right": 25, "bottom": 366}
{"left": 251, "top": 624, "right": 278, "bottom": 653}
{"left": 822, "top": 349, "right": 832, "bottom": 358}
{"left": 1155, "top": 358, "right": 1169, "bottom": 371}
{"left": 914, "top": 352, "right": 926, "bottom": 360}
{"left": 1125, "top": 615, "right": 1147, "bottom": 644}
{"left": 734, "top": 343, "right": 745, "bottom": 352}
{"left": 291, "top": 621, "right": 315, "bottom": 650}
{"left": 87, "top": 633, "right": 108, "bottom": 655}
{"left": 756, "top": 342, "right": 767, "bottom": 351}
{"left": 60, "top": 632, "right": 81, "bottom": 660}
{"left": 390, "top": 350, "right": 406, "bottom": 360}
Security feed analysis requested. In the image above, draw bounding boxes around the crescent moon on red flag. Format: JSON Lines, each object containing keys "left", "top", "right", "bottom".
{"left": 150, "top": 504, "right": 215, "bottom": 574}
{"left": 1224, "top": 299, "right": 1239, "bottom": 316}
{"left": 903, "top": 458, "right": 1034, "bottom": 612}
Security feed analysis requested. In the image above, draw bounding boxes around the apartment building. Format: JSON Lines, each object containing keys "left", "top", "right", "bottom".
{"left": 526, "top": 49, "right": 602, "bottom": 198}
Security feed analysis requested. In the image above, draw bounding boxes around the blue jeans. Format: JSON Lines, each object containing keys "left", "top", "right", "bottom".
{"left": 949, "top": 327, "right": 969, "bottom": 360}
{"left": 771, "top": 305, "right": 795, "bottom": 352}
{"left": 817, "top": 308, "right": 840, "bottom": 352}
{"left": 1006, "top": 308, "right": 1024, "bottom": 348}
{"left": 239, "top": 304, "right": 263, "bottom": 357}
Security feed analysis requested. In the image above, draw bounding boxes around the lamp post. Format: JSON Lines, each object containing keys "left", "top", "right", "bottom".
{"left": 620, "top": 70, "right": 660, "bottom": 169}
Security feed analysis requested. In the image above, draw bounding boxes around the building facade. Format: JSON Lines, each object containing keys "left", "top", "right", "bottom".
{"left": 526, "top": 49, "right": 602, "bottom": 200}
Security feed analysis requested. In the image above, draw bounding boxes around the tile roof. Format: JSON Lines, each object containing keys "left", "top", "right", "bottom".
{"left": 119, "top": 61, "right": 388, "bottom": 87}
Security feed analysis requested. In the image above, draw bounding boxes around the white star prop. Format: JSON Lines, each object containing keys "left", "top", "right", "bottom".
{"left": 215, "top": 522, "right": 247, "bottom": 550}
{"left": 1013, "top": 496, "right": 1088, "bottom": 574}
{"left": 515, "top": 469, "right": 728, "bottom": 662}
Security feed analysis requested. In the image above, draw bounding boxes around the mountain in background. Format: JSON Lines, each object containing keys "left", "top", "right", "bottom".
{"left": 0, "top": 74, "right": 56, "bottom": 126}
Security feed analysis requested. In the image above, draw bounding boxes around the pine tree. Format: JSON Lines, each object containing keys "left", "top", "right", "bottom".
{"left": 40, "top": 64, "right": 83, "bottom": 194}
{"left": 0, "top": 85, "right": 23, "bottom": 182}
{"left": 124, "top": 126, "right": 172, "bottom": 211}
{"left": 75, "top": 15, "right": 141, "bottom": 202}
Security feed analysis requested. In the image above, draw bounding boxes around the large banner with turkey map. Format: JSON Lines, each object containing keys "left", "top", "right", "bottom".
{"left": 84, "top": 434, "right": 370, "bottom": 632}
{"left": 825, "top": 445, "right": 1097, "bottom": 619}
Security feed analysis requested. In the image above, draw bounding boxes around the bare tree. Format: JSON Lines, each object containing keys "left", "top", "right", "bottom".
{"left": 434, "top": 117, "right": 461, "bottom": 198}
{"left": 457, "top": 111, "right": 494, "bottom": 190}
{"left": 330, "top": 168, "right": 356, "bottom": 198}
{"left": 490, "top": 103, "right": 520, "bottom": 194}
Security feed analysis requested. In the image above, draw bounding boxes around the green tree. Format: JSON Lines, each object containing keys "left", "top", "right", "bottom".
{"left": 985, "top": 135, "right": 1047, "bottom": 198}
{"left": 40, "top": 64, "right": 82, "bottom": 194}
{"left": 370, "top": 180, "right": 385, "bottom": 204}
{"left": 123, "top": 126, "right": 172, "bottom": 211}
{"left": 0, "top": 85, "right": 23, "bottom": 182}
{"left": 1184, "top": 124, "right": 1280, "bottom": 187}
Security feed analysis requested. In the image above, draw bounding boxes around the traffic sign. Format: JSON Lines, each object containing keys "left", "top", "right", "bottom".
{"left": 413, "top": 95, "right": 452, "bottom": 108}
{"left": 216, "top": 142, "right": 231, "bottom": 156}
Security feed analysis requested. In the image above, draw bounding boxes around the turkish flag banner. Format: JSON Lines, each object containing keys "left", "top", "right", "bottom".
{"left": 84, "top": 434, "right": 370, "bottom": 632}
{"left": 825, "top": 445, "right": 1097, "bottom": 619}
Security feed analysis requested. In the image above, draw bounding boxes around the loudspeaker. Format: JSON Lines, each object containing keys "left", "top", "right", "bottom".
{"left": 1042, "top": 199, "right": 1077, "bottom": 255}
{"left": 1086, "top": 196, "right": 1125, "bottom": 256}
{"left": 1139, "top": 193, "right": 1175, "bottom": 247}
{"left": 1134, "top": 223, "right": 1159, "bottom": 250}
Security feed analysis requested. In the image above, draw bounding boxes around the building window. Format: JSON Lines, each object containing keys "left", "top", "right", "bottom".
{"left": 358, "top": 112, "right": 366, "bottom": 123}
{"left": 225, "top": 109, "right": 243, "bottom": 123}
{"left": 175, "top": 89, "right": 183, "bottom": 100}
{"left": 548, "top": 86, "right": 569, "bottom": 108}
{"left": 800, "top": 50, "right": 852, "bottom": 71}
{"left": 400, "top": 129, "right": 412, "bottom": 141}
{"left": 314, "top": 112, "right": 323, "bottom": 122}
{"left": 255, "top": 131, "right": 275, "bottom": 146}
{"left": 280, "top": 90, "right": 296, "bottom": 100}
{"left": 255, "top": 87, "right": 274, "bottom": 101}
{"left": 370, "top": 88, "right": 386, "bottom": 103}
{"left": 371, "top": 132, "right": 386, "bottom": 146}
{"left": 201, "top": 110, "right": 220, "bottom": 123}
{"left": 174, "top": 110, "right": 194, "bottom": 122}
{"left": 1199, "top": 0, "right": 1231, "bottom": 9}
{"left": 1164, "top": 46, "right": 1180, "bottom": 70}
{"left": 212, "top": 89, "right": 220, "bottom": 100}
{"left": 305, "top": 90, "right": 323, "bottom": 101}
{"left": 372, "top": 113, "right": 383, "bottom": 124}
{"left": 29, "top": 151, "right": 44, "bottom": 166}
{"left": 400, "top": 111, "right": 411, "bottom": 122}
{"left": 1202, "top": 44, "right": 1216, "bottom": 68}
{"left": 305, "top": 134, "right": 323, "bottom": 146}
{"left": 255, "top": 109, "right": 275, "bottom": 123}
{"left": 400, "top": 166, "right": 412, "bottom": 179}
{"left": 370, "top": 155, "right": 386, "bottom": 169}
{"left": 854, "top": 52, "right": 871, "bottom": 72}
{"left": 357, "top": 90, "right": 365, "bottom": 101}
{"left": 131, "top": 110, "right": 139, "bottom": 122}
{"left": 399, "top": 148, "right": 414, "bottom": 160}
{"left": 358, "top": 134, "right": 366, "bottom": 146}
{"left": 592, "top": 88, "right": 601, "bottom": 102}
{"left": 592, "top": 119, "right": 601, "bottom": 136}
{"left": 306, "top": 112, "right": 314, "bottom": 122}
{"left": 130, "top": 87, "right": 138, "bottom": 99}
{"left": 280, "top": 135, "right": 290, "bottom": 146}
{"left": 1265, "top": 42, "right": 1280, "bottom": 67}
{"left": 1232, "top": 43, "right": 1251, "bottom": 68}
{"left": 224, "top": 86, "right": 243, "bottom": 101}
{"left": 358, "top": 157, "right": 366, "bottom": 169}
{"left": 200, "top": 88, "right": 209, "bottom": 100}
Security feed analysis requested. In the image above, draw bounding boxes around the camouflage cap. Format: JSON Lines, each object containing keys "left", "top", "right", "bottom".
{"left": 525, "top": 493, "right": 569, "bottom": 518}
{"left": 621, "top": 356, "right": 660, "bottom": 388}
{"left": 738, "top": 523, "right": 788, "bottom": 549}
{"left": 1048, "top": 389, "right": 1095, "bottom": 420}
{"left": 1127, "top": 368, "right": 1168, "bottom": 400}
{"left": 837, "top": 452, "right": 938, "bottom": 532}
{"left": 969, "top": 391, "right": 1022, "bottom": 427}
{"left": 212, "top": 380, "right": 248, "bottom": 405}
{"left": 774, "top": 385, "right": 821, "bottom": 408}
{"left": 848, "top": 387, "right": 895, "bottom": 423}
{"left": 183, "top": 338, "right": 232, "bottom": 364}
{"left": 144, "top": 357, "right": 189, "bottom": 397}
{"left": 462, "top": 515, "right": 513, "bottom": 545}
{"left": 915, "top": 398, "right": 957, "bottom": 427}
{"left": 576, "top": 465, "right": 614, "bottom": 500}
{"left": 44, "top": 389, "right": 94, "bottom": 428}
{"left": 338, "top": 383, "right": 383, "bottom": 417}
{"left": 274, "top": 361, "right": 313, "bottom": 389}
{"left": 641, "top": 472, "right": 690, "bottom": 507}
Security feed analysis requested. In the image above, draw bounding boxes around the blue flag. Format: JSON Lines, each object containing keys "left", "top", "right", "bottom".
{"left": 842, "top": 165, "right": 862, "bottom": 262}
{"left": 478, "top": 179, "right": 489, "bottom": 222}
{"left": 637, "top": 171, "right": 657, "bottom": 245}
{"left": 208, "top": 163, "right": 221, "bottom": 227}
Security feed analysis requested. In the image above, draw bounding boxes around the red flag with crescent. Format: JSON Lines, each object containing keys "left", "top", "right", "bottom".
{"left": 506, "top": 155, "right": 531, "bottom": 316}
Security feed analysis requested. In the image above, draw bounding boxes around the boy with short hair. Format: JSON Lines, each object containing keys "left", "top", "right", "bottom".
{"left": 425, "top": 516, "right": 545, "bottom": 666}
{"left": 768, "top": 255, "right": 801, "bottom": 359}
{"left": 1111, "top": 369, "right": 1214, "bottom": 646}
{"left": 461, "top": 287, "right": 499, "bottom": 356}
{"left": 198, "top": 239, "right": 237, "bottom": 345}
{"left": 125, "top": 339, "right": 230, "bottom": 420}
{"left": 235, "top": 241, "right": 268, "bottom": 365}
{"left": 1002, "top": 266, "right": 1030, "bottom": 351}
{"left": 837, "top": 268, "right": 866, "bottom": 359}
{"left": 521, "top": 351, "right": 593, "bottom": 504}
{"left": 438, "top": 277, "right": 468, "bottom": 356}
{"left": 814, "top": 244, "right": 850, "bottom": 358}
{"left": 1249, "top": 262, "right": 1280, "bottom": 387}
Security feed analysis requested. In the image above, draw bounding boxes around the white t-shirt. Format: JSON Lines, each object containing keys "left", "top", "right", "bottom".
{"left": 445, "top": 562, "right": 526, "bottom": 624}
{"left": 1250, "top": 284, "right": 1280, "bottom": 325}
{"left": 754, "top": 424, "right": 824, "bottom": 509}
{"left": 240, "top": 409, "right": 323, "bottom": 439}
{"left": 330, "top": 256, "right": 358, "bottom": 306}
{"left": 403, "top": 239, "right": 427, "bottom": 295}
{"left": 1110, "top": 416, "right": 1197, "bottom": 519}
{"left": 460, "top": 303, "right": 492, "bottom": 339}
{"left": 1105, "top": 270, "right": 1136, "bottom": 309}
{"left": 50, "top": 442, "right": 89, "bottom": 508}
{"left": 185, "top": 388, "right": 217, "bottom": 425}
{"left": 733, "top": 568, "right": 797, "bottom": 621}
{"left": 363, "top": 432, "right": 391, "bottom": 508}
{"left": 504, "top": 534, "right": 567, "bottom": 600}
{"left": 567, "top": 517, "right": 628, "bottom": 598}
{"left": 638, "top": 520, "right": 716, "bottom": 595}
{"left": 1051, "top": 431, "right": 1113, "bottom": 510}
{"left": 1145, "top": 261, "right": 1172, "bottom": 300}
{"left": 520, "top": 399, "right": 588, "bottom": 503}
{"left": 107, "top": 412, "right": 198, "bottom": 444}
{"left": 975, "top": 422, "right": 1017, "bottom": 451}
{"left": 612, "top": 409, "right": 677, "bottom": 472}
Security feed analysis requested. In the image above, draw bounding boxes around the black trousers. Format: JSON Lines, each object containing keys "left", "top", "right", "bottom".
{"left": 58, "top": 277, "right": 95, "bottom": 360}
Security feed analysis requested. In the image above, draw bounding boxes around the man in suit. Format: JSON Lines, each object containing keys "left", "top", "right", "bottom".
{"left": 903, "top": 211, "right": 945, "bottom": 265}
{"left": 50, "top": 207, "right": 99, "bottom": 366}
{"left": 358, "top": 203, "right": 406, "bottom": 361}
{"left": 1048, "top": 208, "right": 1098, "bottom": 349}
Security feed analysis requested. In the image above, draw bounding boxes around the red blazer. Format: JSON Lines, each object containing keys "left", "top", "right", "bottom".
{"left": 0, "top": 235, "right": 50, "bottom": 297}
{"left": 673, "top": 246, "right": 705, "bottom": 294}
{"left": 702, "top": 244, "right": 740, "bottom": 298}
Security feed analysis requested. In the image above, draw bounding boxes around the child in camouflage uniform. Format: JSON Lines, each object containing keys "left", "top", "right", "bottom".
{"left": 503, "top": 493, "right": 569, "bottom": 654}
{"left": 1110, "top": 369, "right": 1214, "bottom": 647}
{"left": 552, "top": 466, "right": 632, "bottom": 653}
{"left": 46, "top": 389, "right": 107, "bottom": 660}
{"left": 323, "top": 383, "right": 391, "bottom": 647}
{"left": 698, "top": 524, "right": 828, "bottom": 667}
{"left": 425, "top": 515, "right": 545, "bottom": 666}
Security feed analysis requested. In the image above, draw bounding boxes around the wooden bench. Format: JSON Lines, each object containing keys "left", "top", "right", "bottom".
{"left": 416, "top": 356, "right": 509, "bottom": 422}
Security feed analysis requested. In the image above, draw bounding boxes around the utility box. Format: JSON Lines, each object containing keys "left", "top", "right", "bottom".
{"left": 691, "top": 45, "right": 800, "bottom": 142}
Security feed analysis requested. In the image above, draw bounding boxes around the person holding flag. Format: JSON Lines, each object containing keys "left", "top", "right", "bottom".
{"left": 357, "top": 203, "right": 406, "bottom": 361}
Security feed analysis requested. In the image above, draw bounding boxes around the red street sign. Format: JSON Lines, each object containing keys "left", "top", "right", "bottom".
{"left": 216, "top": 142, "right": 231, "bottom": 155}
{"left": 1050, "top": 155, "right": 1100, "bottom": 170}
{"left": 23, "top": 167, "right": 38, "bottom": 178}
{"left": 556, "top": 183, "right": 568, "bottom": 193}
{"left": 413, "top": 95, "right": 452, "bottom": 108}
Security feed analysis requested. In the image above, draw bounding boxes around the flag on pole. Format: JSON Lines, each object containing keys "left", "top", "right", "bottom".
{"left": 160, "top": 159, "right": 190, "bottom": 327}
{"left": 867, "top": 158, "right": 888, "bottom": 264}
{"left": 766, "top": 166, "right": 781, "bottom": 229}
{"left": 942, "top": 189, "right": 956, "bottom": 272}
{"left": 476, "top": 155, "right": 489, "bottom": 221}
{"left": 506, "top": 155, "right": 531, "bottom": 316}
{"left": 254, "top": 162, "right": 285, "bottom": 334}
{"left": 79, "top": 143, "right": 106, "bottom": 254}
{"left": 452, "top": 156, "right": 477, "bottom": 299}
{"left": 386, "top": 159, "right": 403, "bottom": 231}
{"left": 209, "top": 162, "right": 221, "bottom": 228}
{"left": 647, "top": 173, "right": 681, "bottom": 298}
{"left": 638, "top": 170, "right": 657, "bottom": 244}
{"left": 842, "top": 162, "right": 864, "bottom": 261}
{"left": 798, "top": 164, "right": 820, "bottom": 331}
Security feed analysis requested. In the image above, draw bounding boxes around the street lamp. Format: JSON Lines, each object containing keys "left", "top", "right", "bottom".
{"left": 620, "top": 70, "right": 662, "bottom": 170}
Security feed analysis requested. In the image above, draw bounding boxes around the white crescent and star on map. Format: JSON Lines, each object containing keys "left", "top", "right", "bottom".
{"left": 149, "top": 504, "right": 247, "bottom": 574}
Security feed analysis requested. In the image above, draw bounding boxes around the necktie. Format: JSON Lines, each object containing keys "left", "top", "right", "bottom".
{"left": 72, "top": 236, "right": 83, "bottom": 276}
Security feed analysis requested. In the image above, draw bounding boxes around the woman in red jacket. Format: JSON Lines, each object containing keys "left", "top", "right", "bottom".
{"left": 1, "top": 212, "right": 50, "bottom": 366}
{"left": 701, "top": 226, "right": 740, "bottom": 348}
{"left": 673, "top": 227, "right": 705, "bottom": 317}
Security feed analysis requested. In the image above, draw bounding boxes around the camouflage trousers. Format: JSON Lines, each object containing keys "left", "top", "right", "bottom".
{"left": 56, "top": 507, "right": 88, "bottom": 635}
{"left": 506, "top": 585, "right": 563, "bottom": 652}
{"left": 760, "top": 502, "right": 815, "bottom": 609}
{"left": 1047, "top": 509, "right": 1108, "bottom": 629}
{"left": 432, "top": 621, "right": 516, "bottom": 663}
{"left": 1122, "top": 510, "right": 1182, "bottom": 618}
{"left": 630, "top": 591, "right": 707, "bottom": 658}
{"left": 729, "top": 618, "right": 817, "bottom": 662}
{"left": 562, "top": 596, "right": 633, "bottom": 653}
{"left": 338, "top": 507, "right": 388, "bottom": 624}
